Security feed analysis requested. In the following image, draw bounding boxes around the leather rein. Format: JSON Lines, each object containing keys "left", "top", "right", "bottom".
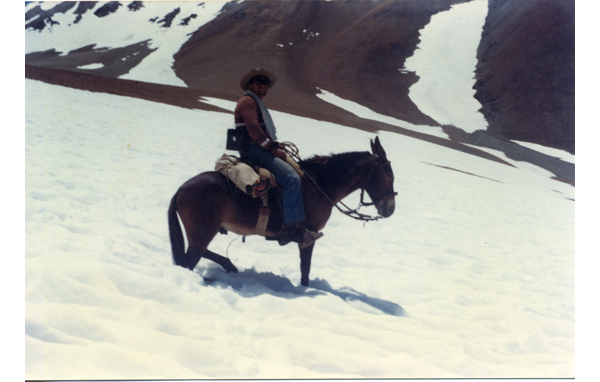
{"left": 281, "top": 143, "right": 396, "bottom": 223}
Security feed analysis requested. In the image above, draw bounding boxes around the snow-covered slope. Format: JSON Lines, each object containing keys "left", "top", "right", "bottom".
{"left": 26, "top": 1, "right": 226, "bottom": 86}
{"left": 25, "top": 78, "right": 574, "bottom": 379}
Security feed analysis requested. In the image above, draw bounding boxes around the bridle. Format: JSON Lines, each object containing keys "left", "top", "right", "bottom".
{"left": 283, "top": 143, "right": 396, "bottom": 223}
{"left": 358, "top": 156, "right": 397, "bottom": 207}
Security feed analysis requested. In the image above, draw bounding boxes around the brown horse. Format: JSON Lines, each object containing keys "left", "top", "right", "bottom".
{"left": 168, "top": 137, "right": 396, "bottom": 287}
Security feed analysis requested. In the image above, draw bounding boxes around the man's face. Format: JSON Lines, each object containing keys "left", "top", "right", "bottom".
{"left": 247, "top": 76, "right": 270, "bottom": 99}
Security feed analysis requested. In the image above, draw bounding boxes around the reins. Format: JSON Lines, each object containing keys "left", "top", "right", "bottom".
{"left": 280, "top": 142, "right": 384, "bottom": 223}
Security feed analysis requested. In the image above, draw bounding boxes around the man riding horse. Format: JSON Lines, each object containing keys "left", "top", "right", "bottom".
{"left": 169, "top": 74, "right": 396, "bottom": 285}
{"left": 234, "top": 68, "right": 323, "bottom": 248}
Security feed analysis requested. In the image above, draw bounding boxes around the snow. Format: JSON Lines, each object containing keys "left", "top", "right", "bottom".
{"left": 23, "top": 0, "right": 578, "bottom": 380}
{"left": 77, "top": 62, "right": 104, "bottom": 70}
{"left": 316, "top": 88, "right": 449, "bottom": 139}
{"left": 25, "top": 77, "right": 574, "bottom": 379}
{"left": 25, "top": 1, "right": 226, "bottom": 87}
{"left": 405, "top": 0, "right": 489, "bottom": 133}
{"left": 25, "top": 1, "right": 43, "bottom": 13}
{"left": 120, "top": 2, "right": 226, "bottom": 87}
{"left": 514, "top": 141, "right": 576, "bottom": 164}
{"left": 37, "top": 1, "right": 56, "bottom": 12}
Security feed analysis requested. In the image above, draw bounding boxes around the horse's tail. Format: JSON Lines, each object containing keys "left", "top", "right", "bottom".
{"left": 168, "top": 191, "right": 188, "bottom": 268}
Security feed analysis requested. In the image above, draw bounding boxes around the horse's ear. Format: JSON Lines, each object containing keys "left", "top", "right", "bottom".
{"left": 371, "top": 136, "right": 387, "bottom": 161}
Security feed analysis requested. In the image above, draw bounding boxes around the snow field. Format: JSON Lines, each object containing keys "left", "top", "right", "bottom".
{"left": 25, "top": 79, "right": 574, "bottom": 379}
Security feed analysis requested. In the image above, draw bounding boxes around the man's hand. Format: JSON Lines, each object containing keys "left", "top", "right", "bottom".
{"left": 272, "top": 148, "right": 287, "bottom": 160}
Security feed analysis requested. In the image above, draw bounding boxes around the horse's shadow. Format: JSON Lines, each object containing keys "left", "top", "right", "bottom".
{"left": 200, "top": 266, "right": 405, "bottom": 317}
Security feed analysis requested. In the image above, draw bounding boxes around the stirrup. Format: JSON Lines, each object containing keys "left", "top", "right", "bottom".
{"left": 277, "top": 224, "right": 323, "bottom": 248}
{"left": 299, "top": 228, "right": 324, "bottom": 249}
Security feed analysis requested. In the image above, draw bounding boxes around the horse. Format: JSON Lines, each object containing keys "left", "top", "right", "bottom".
{"left": 168, "top": 137, "right": 396, "bottom": 287}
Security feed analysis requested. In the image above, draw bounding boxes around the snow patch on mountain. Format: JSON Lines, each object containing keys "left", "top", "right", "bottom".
{"left": 405, "top": 0, "right": 489, "bottom": 133}
{"left": 514, "top": 141, "right": 575, "bottom": 164}
{"left": 316, "top": 88, "right": 449, "bottom": 139}
{"left": 77, "top": 62, "right": 104, "bottom": 70}
{"left": 25, "top": 1, "right": 226, "bottom": 87}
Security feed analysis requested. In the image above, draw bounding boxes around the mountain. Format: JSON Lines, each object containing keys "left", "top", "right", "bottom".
{"left": 474, "top": 0, "right": 575, "bottom": 154}
{"left": 24, "top": 0, "right": 575, "bottom": 182}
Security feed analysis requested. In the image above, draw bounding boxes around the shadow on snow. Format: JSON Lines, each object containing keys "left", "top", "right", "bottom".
{"left": 200, "top": 266, "right": 405, "bottom": 317}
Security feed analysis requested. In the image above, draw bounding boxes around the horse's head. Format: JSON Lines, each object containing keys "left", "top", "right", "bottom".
{"left": 365, "top": 137, "right": 397, "bottom": 218}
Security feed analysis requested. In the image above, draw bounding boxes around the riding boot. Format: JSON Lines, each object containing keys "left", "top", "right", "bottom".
{"left": 278, "top": 222, "right": 323, "bottom": 248}
{"left": 277, "top": 223, "right": 304, "bottom": 246}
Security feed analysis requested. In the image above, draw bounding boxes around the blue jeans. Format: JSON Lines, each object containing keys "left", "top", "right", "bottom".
{"left": 242, "top": 145, "right": 305, "bottom": 224}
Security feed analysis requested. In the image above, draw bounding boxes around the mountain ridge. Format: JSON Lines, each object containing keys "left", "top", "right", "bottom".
{"left": 24, "top": 0, "right": 575, "bottom": 182}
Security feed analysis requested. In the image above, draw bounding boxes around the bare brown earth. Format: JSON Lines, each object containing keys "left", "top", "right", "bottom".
{"left": 24, "top": 0, "right": 574, "bottom": 184}
{"left": 25, "top": 64, "right": 228, "bottom": 113}
{"left": 24, "top": 39, "right": 157, "bottom": 78}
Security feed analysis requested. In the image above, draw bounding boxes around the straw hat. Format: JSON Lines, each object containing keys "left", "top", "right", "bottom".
{"left": 239, "top": 68, "right": 277, "bottom": 90}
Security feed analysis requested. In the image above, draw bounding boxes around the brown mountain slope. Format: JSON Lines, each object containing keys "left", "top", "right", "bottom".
{"left": 172, "top": 0, "right": 464, "bottom": 125}
{"left": 474, "top": 0, "right": 575, "bottom": 154}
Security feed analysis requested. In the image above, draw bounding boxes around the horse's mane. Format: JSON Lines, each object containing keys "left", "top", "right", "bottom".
{"left": 299, "top": 151, "right": 372, "bottom": 182}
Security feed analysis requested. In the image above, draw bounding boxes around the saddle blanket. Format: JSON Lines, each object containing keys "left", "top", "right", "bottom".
{"left": 214, "top": 154, "right": 277, "bottom": 197}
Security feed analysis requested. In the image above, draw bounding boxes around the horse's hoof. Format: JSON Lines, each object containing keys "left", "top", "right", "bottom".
{"left": 225, "top": 263, "right": 238, "bottom": 273}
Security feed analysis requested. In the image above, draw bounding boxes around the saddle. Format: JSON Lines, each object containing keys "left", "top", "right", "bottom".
{"left": 214, "top": 154, "right": 278, "bottom": 197}
{"left": 214, "top": 154, "right": 279, "bottom": 235}
{"left": 214, "top": 153, "right": 322, "bottom": 248}
{"left": 214, "top": 153, "right": 305, "bottom": 236}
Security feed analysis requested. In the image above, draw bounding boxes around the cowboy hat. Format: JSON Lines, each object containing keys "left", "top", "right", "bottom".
{"left": 239, "top": 68, "right": 277, "bottom": 91}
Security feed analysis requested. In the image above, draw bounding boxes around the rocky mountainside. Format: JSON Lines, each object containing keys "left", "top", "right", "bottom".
{"left": 172, "top": 0, "right": 467, "bottom": 126}
{"left": 25, "top": 0, "right": 575, "bottom": 181}
{"left": 474, "top": 0, "right": 575, "bottom": 154}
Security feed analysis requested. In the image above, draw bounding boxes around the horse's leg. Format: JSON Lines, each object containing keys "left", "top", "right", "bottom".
{"left": 174, "top": 172, "right": 242, "bottom": 273}
{"left": 202, "top": 249, "right": 238, "bottom": 273}
{"left": 184, "top": 231, "right": 218, "bottom": 272}
{"left": 185, "top": 223, "right": 239, "bottom": 273}
{"left": 185, "top": 235, "right": 237, "bottom": 273}
{"left": 178, "top": 205, "right": 231, "bottom": 272}
{"left": 299, "top": 243, "right": 315, "bottom": 287}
